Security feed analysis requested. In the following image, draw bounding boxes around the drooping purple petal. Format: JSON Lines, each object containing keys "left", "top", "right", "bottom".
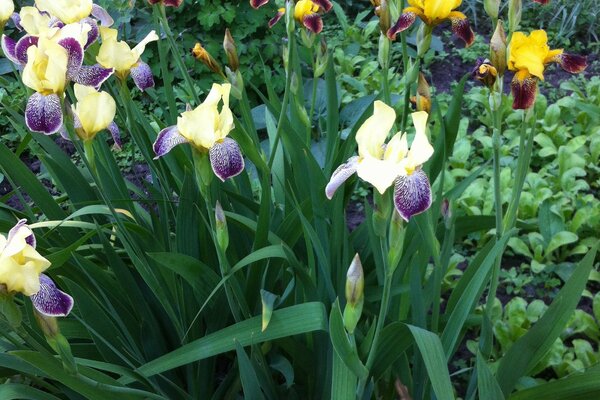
{"left": 15, "top": 35, "right": 39, "bottom": 65}
{"left": 131, "top": 61, "right": 154, "bottom": 91}
{"left": 91, "top": 4, "right": 114, "bottom": 27}
{"left": 450, "top": 15, "right": 475, "bottom": 47}
{"left": 250, "top": 0, "right": 270, "bottom": 9}
{"left": 209, "top": 138, "right": 245, "bottom": 181}
{"left": 108, "top": 121, "right": 121, "bottom": 150}
{"left": 152, "top": 126, "right": 188, "bottom": 158}
{"left": 30, "top": 274, "right": 74, "bottom": 317}
{"left": 25, "top": 93, "right": 63, "bottom": 135}
{"left": 325, "top": 156, "right": 358, "bottom": 199}
{"left": 393, "top": 169, "right": 432, "bottom": 222}
{"left": 312, "top": 0, "right": 333, "bottom": 12}
{"left": 58, "top": 37, "right": 84, "bottom": 80}
{"left": 7, "top": 219, "right": 36, "bottom": 248}
{"left": 511, "top": 72, "right": 537, "bottom": 110}
{"left": 387, "top": 12, "right": 417, "bottom": 41}
{"left": 557, "top": 53, "right": 588, "bottom": 74}
{"left": 268, "top": 9, "right": 285, "bottom": 28}
{"left": 73, "top": 64, "right": 113, "bottom": 89}
{"left": 1, "top": 35, "right": 19, "bottom": 65}
{"left": 303, "top": 14, "right": 323, "bottom": 34}
{"left": 82, "top": 17, "right": 99, "bottom": 49}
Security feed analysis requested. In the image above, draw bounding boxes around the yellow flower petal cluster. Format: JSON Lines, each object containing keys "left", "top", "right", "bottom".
{"left": 72, "top": 83, "right": 116, "bottom": 141}
{"left": 177, "top": 83, "right": 234, "bottom": 150}
{"left": 35, "top": 0, "right": 93, "bottom": 24}
{"left": 0, "top": 225, "right": 51, "bottom": 296}
{"left": 407, "top": 0, "right": 463, "bottom": 25}
{"left": 0, "top": 0, "right": 14, "bottom": 28}
{"left": 508, "top": 30, "right": 562, "bottom": 80}
{"left": 22, "top": 37, "right": 69, "bottom": 95}
{"left": 97, "top": 27, "right": 158, "bottom": 79}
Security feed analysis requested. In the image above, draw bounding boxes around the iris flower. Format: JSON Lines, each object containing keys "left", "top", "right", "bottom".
{"left": 0, "top": 220, "right": 73, "bottom": 317}
{"left": 387, "top": 0, "right": 474, "bottom": 47}
{"left": 508, "top": 30, "right": 586, "bottom": 109}
{"left": 326, "top": 101, "right": 434, "bottom": 221}
{"left": 252, "top": 0, "right": 332, "bottom": 34}
{"left": 153, "top": 83, "right": 245, "bottom": 182}
{"left": 96, "top": 27, "right": 158, "bottom": 91}
{"left": 10, "top": 21, "right": 113, "bottom": 134}
{"left": 70, "top": 83, "right": 119, "bottom": 146}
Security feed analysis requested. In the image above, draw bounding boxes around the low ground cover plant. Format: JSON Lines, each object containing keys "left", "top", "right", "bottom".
{"left": 0, "top": 0, "right": 599, "bottom": 399}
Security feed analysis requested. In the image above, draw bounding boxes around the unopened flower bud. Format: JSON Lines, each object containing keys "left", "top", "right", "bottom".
{"left": 417, "top": 24, "right": 433, "bottom": 58}
{"left": 34, "top": 310, "right": 60, "bottom": 338}
{"left": 215, "top": 201, "right": 229, "bottom": 252}
{"left": 377, "top": 0, "right": 391, "bottom": 34}
{"left": 441, "top": 199, "right": 452, "bottom": 229}
{"left": 192, "top": 43, "right": 223, "bottom": 76}
{"left": 473, "top": 58, "right": 498, "bottom": 88}
{"left": 387, "top": 210, "right": 405, "bottom": 270}
{"left": 483, "top": 0, "right": 500, "bottom": 20}
{"left": 411, "top": 73, "right": 431, "bottom": 113}
{"left": 343, "top": 254, "right": 364, "bottom": 334}
{"left": 378, "top": 32, "right": 390, "bottom": 69}
{"left": 225, "top": 66, "right": 244, "bottom": 100}
{"left": 223, "top": 29, "right": 239, "bottom": 72}
{"left": 285, "top": 0, "right": 295, "bottom": 36}
{"left": 508, "top": 0, "right": 522, "bottom": 33}
{"left": 490, "top": 20, "right": 507, "bottom": 75}
{"left": 372, "top": 191, "right": 391, "bottom": 238}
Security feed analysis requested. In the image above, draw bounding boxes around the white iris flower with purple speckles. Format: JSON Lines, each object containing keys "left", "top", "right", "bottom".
{"left": 326, "top": 101, "right": 434, "bottom": 222}
{"left": 153, "top": 83, "right": 245, "bottom": 182}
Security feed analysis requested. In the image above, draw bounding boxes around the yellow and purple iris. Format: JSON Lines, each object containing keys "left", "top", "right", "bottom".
{"left": 252, "top": 0, "right": 332, "bottom": 34}
{"left": 96, "top": 27, "right": 158, "bottom": 91}
{"left": 508, "top": 30, "right": 587, "bottom": 109}
{"left": 326, "top": 101, "right": 434, "bottom": 221}
{"left": 70, "top": 83, "right": 120, "bottom": 147}
{"left": 153, "top": 83, "right": 245, "bottom": 182}
{"left": 0, "top": 220, "right": 73, "bottom": 317}
{"left": 387, "top": 0, "right": 474, "bottom": 47}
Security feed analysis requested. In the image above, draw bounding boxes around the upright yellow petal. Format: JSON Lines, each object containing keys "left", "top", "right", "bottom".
{"left": 131, "top": 30, "right": 159, "bottom": 59}
{"left": 356, "top": 100, "right": 396, "bottom": 159}
{"left": 0, "top": 0, "right": 14, "bottom": 26}
{"left": 35, "top": 0, "right": 92, "bottom": 24}
{"left": 423, "top": 0, "right": 460, "bottom": 22}
{"left": 97, "top": 34, "right": 138, "bottom": 75}
{"left": 22, "top": 39, "right": 68, "bottom": 95}
{"left": 406, "top": 111, "right": 433, "bottom": 170}
{"left": 356, "top": 156, "right": 403, "bottom": 194}
{"left": 73, "top": 86, "right": 116, "bottom": 140}
{"left": 383, "top": 132, "right": 408, "bottom": 163}
{"left": 508, "top": 30, "right": 551, "bottom": 80}
{"left": 19, "top": 6, "right": 52, "bottom": 36}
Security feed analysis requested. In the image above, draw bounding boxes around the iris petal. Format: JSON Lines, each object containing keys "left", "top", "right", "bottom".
{"left": 73, "top": 64, "right": 114, "bottom": 89}
{"left": 393, "top": 169, "right": 432, "bottom": 221}
{"left": 30, "top": 274, "right": 74, "bottom": 317}
{"left": 325, "top": 156, "right": 359, "bottom": 199}
{"left": 153, "top": 126, "right": 188, "bottom": 158}
{"left": 131, "top": 61, "right": 154, "bottom": 91}
{"left": 25, "top": 93, "right": 63, "bottom": 135}
{"left": 1, "top": 35, "right": 19, "bottom": 64}
{"left": 209, "top": 138, "right": 245, "bottom": 181}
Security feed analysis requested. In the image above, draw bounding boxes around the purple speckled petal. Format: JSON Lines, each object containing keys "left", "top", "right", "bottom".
{"left": 1, "top": 35, "right": 19, "bottom": 65}
{"left": 108, "top": 121, "right": 121, "bottom": 150}
{"left": 152, "top": 126, "right": 188, "bottom": 158}
{"left": 30, "top": 274, "right": 74, "bottom": 317}
{"left": 11, "top": 13, "right": 22, "bottom": 31}
{"left": 131, "top": 61, "right": 154, "bottom": 91}
{"left": 325, "top": 156, "right": 358, "bottom": 199}
{"left": 15, "top": 35, "right": 39, "bottom": 65}
{"left": 91, "top": 4, "right": 114, "bottom": 27}
{"left": 48, "top": 17, "right": 64, "bottom": 29}
{"left": 58, "top": 37, "right": 84, "bottom": 80}
{"left": 7, "top": 219, "right": 36, "bottom": 248}
{"left": 73, "top": 64, "right": 113, "bottom": 89}
{"left": 209, "top": 138, "right": 245, "bottom": 181}
{"left": 25, "top": 93, "right": 63, "bottom": 135}
{"left": 83, "top": 17, "right": 99, "bottom": 49}
{"left": 393, "top": 169, "right": 432, "bottom": 222}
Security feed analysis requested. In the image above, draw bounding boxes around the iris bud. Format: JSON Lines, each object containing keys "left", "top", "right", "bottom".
{"left": 215, "top": 201, "right": 229, "bottom": 252}
{"left": 223, "top": 29, "right": 239, "bottom": 72}
{"left": 343, "top": 254, "right": 364, "bottom": 334}
{"left": 483, "top": 0, "right": 500, "bottom": 20}
{"left": 490, "top": 20, "right": 507, "bottom": 75}
{"left": 508, "top": 0, "right": 522, "bottom": 33}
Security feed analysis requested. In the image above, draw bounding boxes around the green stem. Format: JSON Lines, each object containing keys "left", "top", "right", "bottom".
{"left": 307, "top": 47, "right": 318, "bottom": 144}
{"left": 267, "top": 32, "right": 296, "bottom": 170}
{"left": 157, "top": 4, "right": 199, "bottom": 104}
{"left": 83, "top": 140, "right": 96, "bottom": 177}
{"left": 153, "top": 6, "right": 178, "bottom": 124}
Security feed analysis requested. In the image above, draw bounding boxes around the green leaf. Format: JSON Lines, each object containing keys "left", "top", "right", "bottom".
{"left": 496, "top": 241, "right": 599, "bottom": 396}
{"left": 546, "top": 231, "right": 578, "bottom": 255}
{"left": 329, "top": 299, "right": 368, "bottom": 380}
{"left": 331, "top": 350, "right": 357, "bottom": 400}
{"left": 235, "top": 341, "right": 266, "bottom": 400}
{"left": 476, "top": 352, "right": 504, "bottom": 400}
{"left": 508, "top": 371, "right": 600, "bottom": 400}
{"left": 0, "top": 384, "right": 62, "bottom": 400}
{"left": 136, "top": 302, "right": 327, "bottom": 378}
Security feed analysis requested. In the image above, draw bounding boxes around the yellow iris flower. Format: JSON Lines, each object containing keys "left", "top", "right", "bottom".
{"left": 0, "top": 0, "right": 14, "bottom": 29}
{"left": 22, "top": 37, "right": 69, "bottom": 95}
{"left": 508, "top": 30, "right": 562, "bottom": 80}
{"left": 72, "top": 84, "right": 117, "bottom": 142}
{"left": 406, "top": 0, "right": 463, "bottom": 26}
{"left": 35, "top": 0, "right": 93, "bottom": 24}
{"left": 0, "top": 224, "right": 51, "bottom": 296}
{"left": 294, "top": 0, "right": 319, "bottom": 22}
{"left": 96, "top": 27, "right": 158, "bottom": 80}
{"left": 177, "top": 83, "right": 234, "bottom": 150}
